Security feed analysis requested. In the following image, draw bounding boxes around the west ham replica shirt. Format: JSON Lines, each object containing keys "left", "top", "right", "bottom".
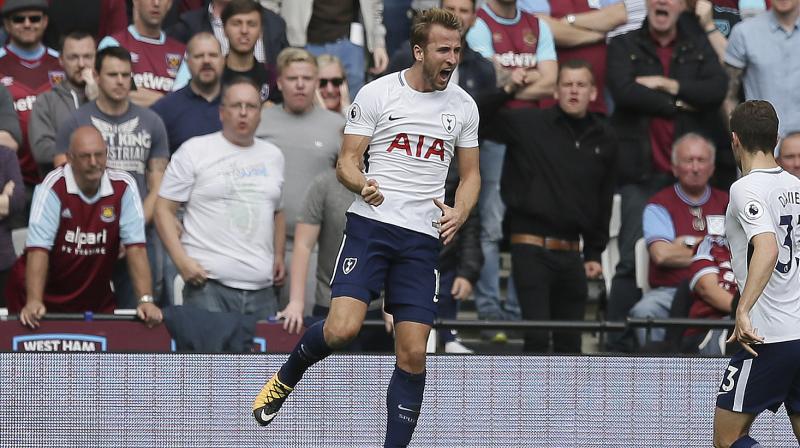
{"left": 99, "top": 25, "right": 185, "bottom": 94}
{"left": 726, "top": 167, "right": 800, "bottom": 343}
{"left": 344, "top": 69, "right": 479, "bottom": 238}
{"left": 0, "top": 45, "right": 63, "bottom": 184}
{"left": 4, "top": 165, "right": 145, "bottom": 313}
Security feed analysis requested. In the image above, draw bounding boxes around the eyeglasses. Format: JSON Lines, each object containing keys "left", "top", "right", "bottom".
{"left": 689, "top": 207, "right": 706, "bottom": 232}
{"left": 319, "top": 77, "right": 344, "bottom": 88}
{"left": 223, "top": 102, "right": 260, "bottom": 113}
{"left": 10, "top": 14, "right": 44, "bottom": 24}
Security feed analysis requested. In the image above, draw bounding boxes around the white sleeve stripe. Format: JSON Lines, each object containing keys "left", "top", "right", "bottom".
{"left": 30, "top": 168, "right": 64, "bottom": 224}
{"left": 689, "top": 267, "right": 719, "bottom": 291}
{"left": 108, "top": 169, "right": 144, "bottom": 219}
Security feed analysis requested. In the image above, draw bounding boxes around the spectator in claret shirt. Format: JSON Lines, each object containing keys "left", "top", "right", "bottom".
{"left": 5, "top": 126, "right": 161, "bottom": 329}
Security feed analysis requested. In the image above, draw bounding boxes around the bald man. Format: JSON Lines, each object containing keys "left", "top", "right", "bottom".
{"left": 778, "top": 132, "right": 800, "bottom": 179}
{"left": 5, "top": 126, "right": 162, "bottom": 328}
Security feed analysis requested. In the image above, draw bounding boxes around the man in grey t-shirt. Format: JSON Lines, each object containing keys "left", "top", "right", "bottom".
{"left": 54, "top": 47, "right": 169, "bottom": 308}
{"left": 255, "top": 48, "right": 343, "bottom": 312}
{"left": 278, "top": 169, "right": 392, "bottom": 351}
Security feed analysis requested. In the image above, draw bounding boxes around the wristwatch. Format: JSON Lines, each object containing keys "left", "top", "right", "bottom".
{"left": 138, "top": 294, "right": 155, "bottom": 305}
{"left": 566, "top": 14, "right": 577, "bottom": 25}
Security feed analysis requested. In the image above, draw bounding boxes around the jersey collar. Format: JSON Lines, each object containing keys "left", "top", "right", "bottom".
{"left": 64, "top": 164, "right": 114, "bottom": 201}
{"left": 674, "top": 183, "right": 711, "bottom": 207}
{"left": 127, "top": 24, "right": 166, "bottom": 45}
{"left": 749, "top": 167, "right": 783, "bottom": 175}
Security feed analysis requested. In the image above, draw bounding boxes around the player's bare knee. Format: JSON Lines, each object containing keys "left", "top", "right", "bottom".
{"left": 323, "top": 320, "right": 360, "bottom": 348}
{"left": 396, "top": 346, "right": 427, "bottom": 373}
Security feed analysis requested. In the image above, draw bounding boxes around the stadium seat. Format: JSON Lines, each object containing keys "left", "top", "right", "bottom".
{"left": 11, "top": 227, "right": 27, "bottom": 257}
{"left": 634, "top": 238, "right": 650, "bottom": 293}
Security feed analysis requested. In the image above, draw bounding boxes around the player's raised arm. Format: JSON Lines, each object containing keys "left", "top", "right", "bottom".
{"left": 337, "top": 133, "right": 383, "bottom": 206}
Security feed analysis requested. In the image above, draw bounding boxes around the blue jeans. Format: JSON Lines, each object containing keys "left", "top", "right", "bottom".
{"left": 474, "top": 139, "right": 520, "bottom": 320}
{"left": 183, "top": 279, "right": 279, "bottom": 322}
{"left": 629, "top": 286, "right": 677, "bottom": 346}
{"left": 307, "top": 38, "right": 366, "bottom": 101}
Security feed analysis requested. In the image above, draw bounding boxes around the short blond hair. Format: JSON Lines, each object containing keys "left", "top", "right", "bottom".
{"left": 410, "top": 8, "right": 462, "bottom": 50}
{"left": 276, "top": 47, "right": 318, "bottom": 76}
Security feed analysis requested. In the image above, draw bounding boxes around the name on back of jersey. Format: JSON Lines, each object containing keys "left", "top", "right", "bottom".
{"left": 778, "top": 190, "right": 800, "bottom": 208}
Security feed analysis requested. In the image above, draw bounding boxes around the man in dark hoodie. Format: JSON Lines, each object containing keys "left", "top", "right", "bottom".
{"left": 29, "top": 30, "right": 96, "bottom": 175}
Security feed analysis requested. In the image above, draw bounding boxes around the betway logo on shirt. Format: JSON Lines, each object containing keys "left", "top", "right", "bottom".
{"left": 133, "top": 72, "right": 174, "bottom": 92}
{"left": 494, "top": 51, "right": 537, "bottom": 68}
{"left": 13, "top": 94, "right": 37, "bottom": 112}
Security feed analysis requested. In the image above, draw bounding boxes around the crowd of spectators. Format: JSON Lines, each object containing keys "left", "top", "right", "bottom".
{"left": 0, "top": 0, "right": 795, "bottom": 355}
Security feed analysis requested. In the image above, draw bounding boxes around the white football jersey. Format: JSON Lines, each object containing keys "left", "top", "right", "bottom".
{"left": 725, "top": 167, "right": 800, "bottom": 343}
{"left": 344, "top": 69, "right": 479, "bottom": 238}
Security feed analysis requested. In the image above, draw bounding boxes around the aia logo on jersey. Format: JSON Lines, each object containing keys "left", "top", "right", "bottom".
{"left": 165, "top": 53, "right": 182, "bottom": 77}
{"left": 48, "top": 70, "right": 65, "bottom": 86}
{"left": 387, "top": 133, "right": 446, "bottom": 161}
{"left": 441, "top": 114, "right": 455, "bottom": 134}
{"left": 343, "top": 257, "right": 357, "bottom": 274}
{"left": 100, "top": 206, "right": 116, "bottom": 223}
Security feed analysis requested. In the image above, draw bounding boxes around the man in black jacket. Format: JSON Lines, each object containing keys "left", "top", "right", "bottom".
{"left": 168, "top": 0, "right": 288, "bottom": 68}
{"left": 604, "top": 2, "right": 728, "bottom": 351}
{"left": 481, "top": 59, "right": 617, "bottom": 353}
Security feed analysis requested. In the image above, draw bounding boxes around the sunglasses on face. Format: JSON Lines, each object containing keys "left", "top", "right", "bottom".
{"left": 319, "top": 77, "right": 344, "bottom": 88}
{"left": 11, "top": 14, "right": 43, "bottom": 24}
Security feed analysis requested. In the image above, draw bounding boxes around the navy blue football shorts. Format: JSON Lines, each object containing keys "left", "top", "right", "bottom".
{"left": 716, "top": 339, "right": 800, "bottom": 414}
{"left": 330, "top": 213, "right": 442, "bottom": 325}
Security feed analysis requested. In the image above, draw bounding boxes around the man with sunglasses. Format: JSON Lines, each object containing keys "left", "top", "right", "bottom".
{"left": 255, "top": 47, "right": 343, "bottom": 316}
{"left": 629, "top": 132, "right": 728, "bottom": 348}
{"left": 0, "top": 0, "right": 62, "bottom": 215}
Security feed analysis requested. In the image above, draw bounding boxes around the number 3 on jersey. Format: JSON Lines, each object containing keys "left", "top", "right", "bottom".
{"left": 776, "top": 214, "right": 800, "bottom": 274}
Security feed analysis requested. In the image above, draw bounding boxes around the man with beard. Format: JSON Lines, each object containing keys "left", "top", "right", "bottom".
{"left": 172, "top": 0, "right": 278, "bottom": 103}
{"left": 29, "top": 31, "right": 97, "bottom": 176}
{"left": 152, "top": 32, "right": 225, "bottom": 154}
{"left": 252, "top": 9, "right": 480, "bottom": 448}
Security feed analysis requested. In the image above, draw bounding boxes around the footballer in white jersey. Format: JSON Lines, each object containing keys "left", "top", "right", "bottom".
{"left": 253, "top": 10, "right": 481, "bottom": 447}
{"left": 344, "top": 68, "right": 479, "bottom": 238}
{"left": 725, "top": 168, "right": 800, "bottom": 344}
{"left": 714, "top": 101, "right": 800, "bottom": 448}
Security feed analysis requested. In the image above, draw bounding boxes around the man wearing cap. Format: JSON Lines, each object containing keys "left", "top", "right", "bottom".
{"left": 0, "top": 0, "right": 63, "bottom": 217}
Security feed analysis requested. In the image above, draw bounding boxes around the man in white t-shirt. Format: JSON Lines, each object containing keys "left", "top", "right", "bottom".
{"left": 714, "top": 100, "right": 800, "bottom": 448}
{"left": 155, "top": 77, "right": 285, "bottom": 321}
{"left": 252, "top": 9, "right": 481, "bottom": 447}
